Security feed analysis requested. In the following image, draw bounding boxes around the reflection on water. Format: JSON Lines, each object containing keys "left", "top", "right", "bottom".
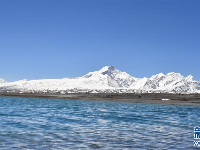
{"left": 0, "top": 97, "right": 199, "bottom": 149}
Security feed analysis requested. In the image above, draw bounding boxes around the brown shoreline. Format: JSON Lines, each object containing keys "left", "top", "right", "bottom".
{"left": 0, "top": 92, "right": 200, "bottom": 106}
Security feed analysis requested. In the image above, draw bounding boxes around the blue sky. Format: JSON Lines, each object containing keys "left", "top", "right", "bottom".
{"left": 0, "top": 0, "right": 200, "bottom": 82}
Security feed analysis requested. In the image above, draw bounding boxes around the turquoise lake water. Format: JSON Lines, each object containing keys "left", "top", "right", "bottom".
{"left": 0, "top": 96, "right": 199, "bottom": 149}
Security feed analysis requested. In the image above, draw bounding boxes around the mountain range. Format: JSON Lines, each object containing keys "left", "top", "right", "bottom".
{"left": 0, "top": 66, "right": 200, "bottom": 93}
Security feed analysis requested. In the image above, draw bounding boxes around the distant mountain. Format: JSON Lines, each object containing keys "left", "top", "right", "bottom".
{"left": 0, "top": 78, "right": 6, "bottom": 84}
{"left": 83, "top": 66, "right": 137, "bottom": 88}
{"left": 130, "top": 72, "right": 200, "bottom": 93}
{"left": 0, "top": 66, "right": 199, "bottom": 93}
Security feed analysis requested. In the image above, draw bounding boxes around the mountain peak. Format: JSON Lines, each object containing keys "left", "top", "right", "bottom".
{"left": 166, "top": 72, "right": 184, "bottom": 78}
{"left": 99, "top": 66, "right": 116, "bottom": 72}
{"left": 83, "top": 66, "right": 117, "bottom": 78}
{"left": 0, "top": 78, "right": 7, "bottom": 84}
{"left": 150, "top": 72, "right": 165, "bottom": 80}
{"left": 101, "top": 66, "right": 117, "bottom": 75}
{"left": 158, "top": 72, "right": 164, "bottom": 76}
{"left": 186, "top": 75, "right": 194, "bottom": 81}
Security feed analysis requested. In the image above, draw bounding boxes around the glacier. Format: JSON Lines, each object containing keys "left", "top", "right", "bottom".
{"left": 0, "top": 66, "right": 200, "bottom": 93}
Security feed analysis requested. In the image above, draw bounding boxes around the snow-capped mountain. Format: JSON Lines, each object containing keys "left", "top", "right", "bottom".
{"left": 130, "top": 72, "right": 200, "bottom": 93}
{"left": 0, "top": 66, "right": 199, "bottom": 93}
{"left": 0, "top": 78, "right": 6, "bottom": 84}
{"left": 83, "top": 66, "right": 138, "bottom": 88}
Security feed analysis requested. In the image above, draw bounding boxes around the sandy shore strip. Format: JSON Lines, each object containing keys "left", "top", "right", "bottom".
{"left": 0, "top": 92, "right": 200, "bottom": 106}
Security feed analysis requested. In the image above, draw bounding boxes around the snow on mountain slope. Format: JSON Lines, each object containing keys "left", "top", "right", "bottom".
{"left": 149, "top": 72, "right": 200, "bottom": 93}
{"left": 0, "top": 66, "right": 138, "bottom": 91}
{"left": 84, "top": 66, "right": 137, "bottom": 88}
{"left": 0, "top": 66, "right": 199, "bottom": 93}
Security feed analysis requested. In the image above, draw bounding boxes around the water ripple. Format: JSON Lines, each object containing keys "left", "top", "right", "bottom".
{"left": 0, "top": 97, "right": 199, "bottom": 149}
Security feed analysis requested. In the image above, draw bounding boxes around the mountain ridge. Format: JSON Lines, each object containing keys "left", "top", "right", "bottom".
{"left": 0, "top": 66, "right": 199, "bottom": 93}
